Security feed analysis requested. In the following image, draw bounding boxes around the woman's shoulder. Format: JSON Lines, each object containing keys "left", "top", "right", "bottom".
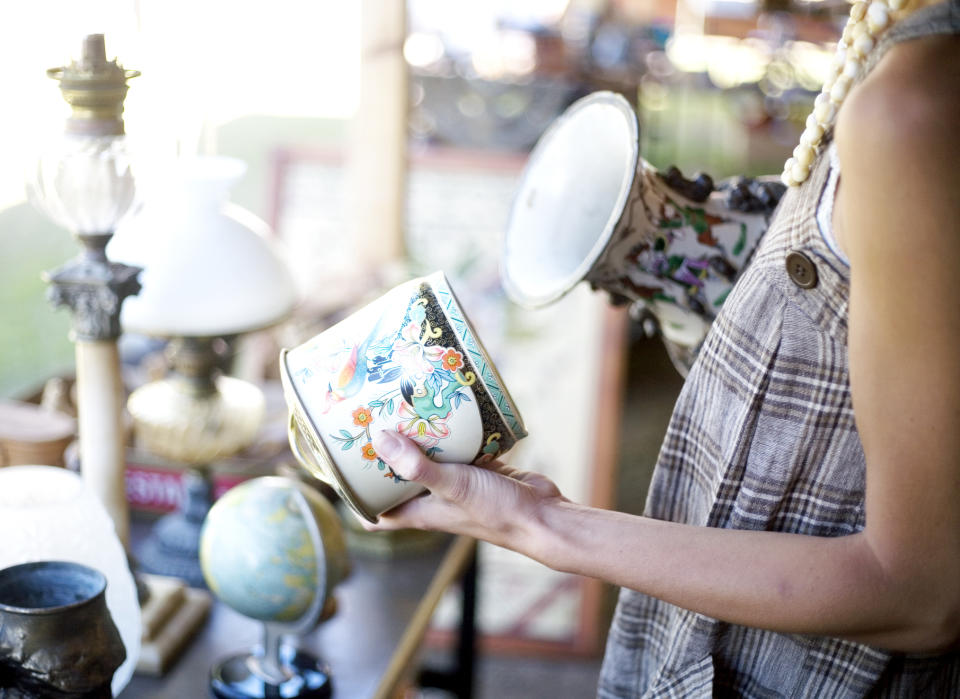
{"left": 834, "top": 29, "right": 959, "bottom": 257}
{"left": 837, "top": 34, "right": 960, "bottom": 149}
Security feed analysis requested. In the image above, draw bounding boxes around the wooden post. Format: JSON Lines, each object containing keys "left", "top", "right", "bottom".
{"left": 345, "top": 0, "right": 409, "bottom": 270}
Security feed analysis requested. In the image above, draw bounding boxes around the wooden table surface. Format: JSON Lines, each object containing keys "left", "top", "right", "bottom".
{"left": 122, "top": 524, "right": 476, "bottom": 699}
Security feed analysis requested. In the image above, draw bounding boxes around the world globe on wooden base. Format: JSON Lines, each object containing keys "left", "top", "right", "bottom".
{"left": 199, "top": 476, "right": 350, "bottom": 699}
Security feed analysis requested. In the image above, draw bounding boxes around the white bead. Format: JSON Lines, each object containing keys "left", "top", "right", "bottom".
{"left": 842, "top": 23, "right": 856, "bottom": 44}
{"left": 851, "top": 1, "right": 868, "bottom": 21}
{"left": 867, "top": 2, "right": 890, "bottom": 32}
{"left": 826, "top": 62, "right": 843, "bottom": 83}
{"left": 807, "top": 121, "right": 825, "bottom": 141}
{"left": 791, "top": 161, "right": 810, "bottom": 182}
{"left": 793, "top": 144, "right": 815, "bottom": 168}
{"left": 806, "top": 113, "right": 821, "bottom": 131}
{"left": 830, "top": 76, "right": 852, "bottom": 103}
{"left": 832, "top": 45, "right": 848, "bottom": 70}
{"left": 781, "top": 171, "right": 799, "bottom": 187}
{"left": 853, "top": 21, "right": 870, "bottom": 39}
{"left": 888, "top": 0, "right": 907, "bottom": 10}
{"left": 801, "top": 124, "right": 824, "bottom": 146}
{"left": 853, "top": 33, "right": 876, "bottom": 56}
{"left": 814, "top": 98, "right": 837, "bottom": 124}
{"left": 843, "top": 58, "right": 861, "bottom": 79}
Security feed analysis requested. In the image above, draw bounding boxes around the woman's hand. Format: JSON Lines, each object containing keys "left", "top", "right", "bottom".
{"left": 363, "top": 430, "right": 567, "bottom": 556}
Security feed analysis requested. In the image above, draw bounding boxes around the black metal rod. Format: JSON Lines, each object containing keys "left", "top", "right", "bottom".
{"left": 418, "top": 543, "right": 478, "bottom": 698}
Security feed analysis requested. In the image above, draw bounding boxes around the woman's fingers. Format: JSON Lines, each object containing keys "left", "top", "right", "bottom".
{"left": 372, "top": 430, "right": 472, "bottom": 503}
{"left": 366, "top": 431, "right": 565, "bottom": 541}
{"left": 360, "top": 496, "right": 428, "bottom": 531}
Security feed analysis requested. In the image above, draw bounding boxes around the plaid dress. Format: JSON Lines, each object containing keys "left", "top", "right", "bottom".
{"left": 598, "top": 2, "right": 960, "bottom": 696}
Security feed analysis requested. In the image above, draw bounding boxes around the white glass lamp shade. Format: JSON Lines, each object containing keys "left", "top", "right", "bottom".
{"left": 0, "top": 466, "right": 141, "bottom": 696}
{"left": 108, "top": 156, "right": 297, "bottom": 337}
{"left": 501, "top": 92, "right": 639, "bottom": 308}
{"left": 27, "top": 134, "right": 136, "bottom": 235}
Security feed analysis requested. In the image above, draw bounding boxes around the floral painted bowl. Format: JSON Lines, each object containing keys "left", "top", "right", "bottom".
{"left": 280, "top": 271, "right": 527, "bottom": 523}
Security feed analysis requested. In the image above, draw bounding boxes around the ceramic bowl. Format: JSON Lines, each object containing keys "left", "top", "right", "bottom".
{"left": 280, "top": 271, "right": 526, "bottom": 523}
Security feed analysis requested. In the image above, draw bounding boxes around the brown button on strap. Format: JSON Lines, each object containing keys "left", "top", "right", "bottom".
{"left": 785, "top": 251, "right": 818, "bottom": 289}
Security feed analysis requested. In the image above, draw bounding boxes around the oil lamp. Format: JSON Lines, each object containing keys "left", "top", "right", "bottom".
{"left": 26, "top": 33, "right": 142, "bottom": 546}
{"left": 108, "top": 154, "right": 297, "bottom": 586}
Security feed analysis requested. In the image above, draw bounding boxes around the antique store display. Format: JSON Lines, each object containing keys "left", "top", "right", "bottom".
{"left": 281, "top": 271, "right": 527, "bottom": 523}
{"left": 199, "top": 476, "right": 351, "bottom": 699}
{"left": 25, "top": 33, "right": 142, "bottom": 547}
{"left": 109, "top": 154, "right": 297, "bottom": 587}
{"left": 501, "top": 91, "right": 785, "bottom": 375}
{"left": 0, "top": 465, "right": 141, "bottom": 696}
{"left": 0, "top": 561, "right": 125, "bottom": 699}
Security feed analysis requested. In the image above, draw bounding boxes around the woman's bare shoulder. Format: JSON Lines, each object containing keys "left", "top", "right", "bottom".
{"left": 835, "top": 32, "right": 960, "bottom": 256}
{"left": 835, "top": 36, "right": 960, "bottom": 208}
{"left": 837, "top": 35, "right": 960, "bottom": 151}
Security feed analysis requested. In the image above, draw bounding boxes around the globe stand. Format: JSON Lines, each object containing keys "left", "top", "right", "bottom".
{"left": 210, "top": 624, "right": 331, "bottom": 699}
{"left": 200, "top": 479, "right": 350, "bottom": 699}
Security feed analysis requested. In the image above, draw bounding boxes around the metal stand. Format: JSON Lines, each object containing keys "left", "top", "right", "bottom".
{"left": 210, "top": 641, "right": 332, "bottom": 699}
{"left": 418, "top": 544, "right": 478, "bottom": 698}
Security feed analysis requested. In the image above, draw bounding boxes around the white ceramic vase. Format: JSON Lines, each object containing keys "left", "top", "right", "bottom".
{"left": 501, "top": 91, "right": 786, "bottom": 374}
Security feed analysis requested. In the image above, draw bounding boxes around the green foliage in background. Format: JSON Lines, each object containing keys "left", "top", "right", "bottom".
{"left": 0, "top": 203, "right": 75, "bottom": 399}
{"left": 639, "top": 82, "right": 806, "bottom": 180}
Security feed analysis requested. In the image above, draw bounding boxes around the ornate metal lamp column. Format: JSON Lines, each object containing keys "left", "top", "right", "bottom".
{"left": 28, "top": 34, "right": 142, "bottom": 547}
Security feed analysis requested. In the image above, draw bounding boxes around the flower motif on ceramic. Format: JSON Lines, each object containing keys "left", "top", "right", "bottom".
{"left": 475, "top": 433, "right": 502, "bottom": 465}
{"left": 293, "top": 294, "right": 484, "bottom": 485}
{"left": 594, "top": 165, "right": 768, "bottom": 322}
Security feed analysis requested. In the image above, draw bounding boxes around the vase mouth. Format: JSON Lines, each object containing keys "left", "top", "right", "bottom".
{"left": 501, "top": 91, "right": 640, "bottom": 308}
{"left": 0, "top": 560, "right": 106, "bottom": 615}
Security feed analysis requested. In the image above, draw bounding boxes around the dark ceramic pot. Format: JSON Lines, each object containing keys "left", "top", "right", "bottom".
{"left": 0, "top": 561, "right": 126, "bottom": 699}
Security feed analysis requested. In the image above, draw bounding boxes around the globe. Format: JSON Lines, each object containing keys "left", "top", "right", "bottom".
{"left": 199, "top": 477, "right": 350, "bottom": 627}
{"left": 200, "top": 477, "right": 351, "bottom": 698}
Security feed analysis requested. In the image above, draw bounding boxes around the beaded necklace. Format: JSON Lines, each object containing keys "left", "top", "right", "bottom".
{"left": 781, "top": 0, "right": 916, "bottom": 186}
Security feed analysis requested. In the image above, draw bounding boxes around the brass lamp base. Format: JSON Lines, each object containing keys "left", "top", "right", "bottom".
{"left": 128, "top": 338, "right": 265, "bottom": 585}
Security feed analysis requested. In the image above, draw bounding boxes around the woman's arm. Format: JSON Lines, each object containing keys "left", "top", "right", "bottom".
{"left": 369, "top": 38, "right": 960, "bottom": 653}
